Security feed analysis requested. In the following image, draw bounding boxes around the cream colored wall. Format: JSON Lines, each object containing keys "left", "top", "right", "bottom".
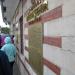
{"left": 11, "top": 0, "right": 75, "bottom": 75}
{"left": 48, "top": 0, "right": 62, "bottom": 10}
{"left": 43, "top": 0, "right": 75, "bottom": 75}
{"left": 63, "top": 0, "right": 75, "bottom": 17}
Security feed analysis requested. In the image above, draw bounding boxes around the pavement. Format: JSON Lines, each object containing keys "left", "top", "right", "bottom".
{"left": 13, "top": 63, "right": 21, "bottom": 75}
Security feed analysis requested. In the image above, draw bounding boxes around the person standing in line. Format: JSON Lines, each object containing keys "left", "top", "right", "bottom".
{"left": 1, "top": 36, "right": 16, "bottom": 75}
{"left": 11, "top": 35, "right": 14, "bottom": 44}
{"left": 0, "top": 35, "right": 2, "bottom": 49}
{"left": 0, "top": 50, "right": 12, "bottom": 75}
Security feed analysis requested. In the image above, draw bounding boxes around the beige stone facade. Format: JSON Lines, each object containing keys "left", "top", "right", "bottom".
{"left": 1, "top": 0, "right": 75, "bottom": 75}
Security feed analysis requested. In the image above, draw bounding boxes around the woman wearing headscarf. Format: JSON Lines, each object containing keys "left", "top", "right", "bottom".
{"left": 1, "top": 36, "right": 16, "bottom": 75}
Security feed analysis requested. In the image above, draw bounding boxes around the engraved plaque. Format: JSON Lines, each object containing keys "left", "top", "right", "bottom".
{"left": 29, "top": 23, "right": 43, "bottom": 75}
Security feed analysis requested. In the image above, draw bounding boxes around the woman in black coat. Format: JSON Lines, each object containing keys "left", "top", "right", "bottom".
{"left": 0, "top": 50, "right": 12, "bottom": 75}
{"left": 0, "top": 35, "right": 2, "bottom": 49}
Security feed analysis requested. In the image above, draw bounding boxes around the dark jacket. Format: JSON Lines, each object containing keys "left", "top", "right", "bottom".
{"left": 0, "top": 50, "right": 11, "bottom": 75}
{"left": 0, "top": 35, "right": 2, "bottom": 49}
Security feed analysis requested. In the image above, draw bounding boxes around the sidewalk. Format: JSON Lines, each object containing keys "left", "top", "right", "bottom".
{"left": 13, "top": 63, "right": 21, "bottom": 75}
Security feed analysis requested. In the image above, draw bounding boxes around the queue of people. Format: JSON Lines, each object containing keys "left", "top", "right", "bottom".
{"left": 0, "top": 36, "right": 16, "bottom": 75}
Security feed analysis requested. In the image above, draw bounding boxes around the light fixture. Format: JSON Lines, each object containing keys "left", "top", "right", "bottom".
{"left": 3, "top": 6, "right": 6, "bottom": 12}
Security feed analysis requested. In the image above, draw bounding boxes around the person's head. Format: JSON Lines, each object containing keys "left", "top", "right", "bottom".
{"left": 4, "top": 37, "right": 12, "bottom": 44}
